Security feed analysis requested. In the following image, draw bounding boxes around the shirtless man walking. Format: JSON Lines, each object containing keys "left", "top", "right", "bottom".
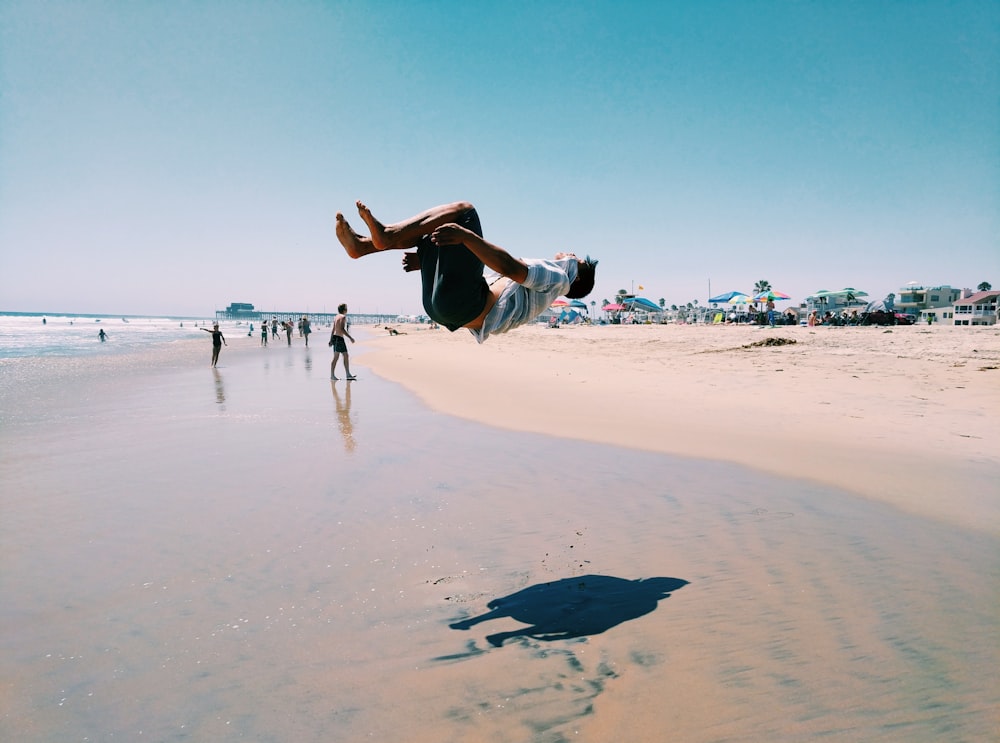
{"left": 335, "top": 200, "right": 596, "bottom": 344}
{"left": 329, "top": 303, "right": 355, "bottom": 380}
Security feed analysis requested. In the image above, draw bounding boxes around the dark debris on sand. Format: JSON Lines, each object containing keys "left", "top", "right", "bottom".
{"left": 743, "top": 337, "right": 798, "bottom": 348}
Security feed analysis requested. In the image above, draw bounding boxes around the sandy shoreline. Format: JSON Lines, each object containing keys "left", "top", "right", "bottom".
{"left": 2, "top": 329, "right": 998, "bottom": 741}
{"left": 361, "top": 323, "right": 1000, "bottom": 534}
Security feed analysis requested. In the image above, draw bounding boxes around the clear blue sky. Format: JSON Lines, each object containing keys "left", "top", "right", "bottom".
{"left": 1, "top": 0, "right": 997, "bottom": 317}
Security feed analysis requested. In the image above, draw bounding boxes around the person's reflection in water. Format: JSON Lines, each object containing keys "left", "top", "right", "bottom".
{"left": 331, "top": 380, "right": 356, "bottom": 452}
{"left": 212, "top": 368, "right": 226, "bottom": 410}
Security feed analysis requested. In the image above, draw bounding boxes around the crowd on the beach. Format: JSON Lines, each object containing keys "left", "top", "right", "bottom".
{"left": 250, "top": 316, "right": 314, "bottom": 347}
{"left": 204, "top": 305, "right": 358, "bottom": 380}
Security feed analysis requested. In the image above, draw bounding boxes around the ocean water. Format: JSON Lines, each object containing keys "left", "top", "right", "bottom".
{"left": 1, "top": 335, "right": 997, "bottom": 742}
{"left": 0, "top": 312, "right": 222, "bottom": 359}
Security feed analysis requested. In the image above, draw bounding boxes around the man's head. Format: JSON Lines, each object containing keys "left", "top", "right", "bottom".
{"left": 338, "top": 303, "right": 348, "bottom": 314}
{"left": 565, "top": 255, "right": 598, "bottom": 299}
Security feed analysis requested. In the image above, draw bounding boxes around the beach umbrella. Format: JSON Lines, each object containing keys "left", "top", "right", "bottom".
{"left": 550, "top": 299, "right": 569, "bottom": 307}
{"left": 602, "top": 303, "right": 626, "bottom": 311}
{"left": 708, "top": 291, "right": 749, "bottom": 303}
{"left": 568, "top": 299, "right": 588, "bottom": 309}
{"left": 754, "top": 290, "right": 791, "bottom": 301}
{"left": 730, "top": 294, "right": 751, "bottom": 304}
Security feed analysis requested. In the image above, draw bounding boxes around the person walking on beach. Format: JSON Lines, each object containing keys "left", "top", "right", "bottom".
{"left": 335, "top": 200, "right": 597, "bottom": 344}
{"left": 201, "top": 323, "right": 227, "bottom": 367}
{"left": 302, "top": 316, "right": 312, "bottom": 347}
{"left": 283, "top": 320, "right": 293, "bottom": 346}
{"left": 271, "top": 318, "right": 279, "bottom": 340}
{"left": 260, "top": 322, "right": 268, "bottom": 346}
{"left": 329, "top": 304, "right": 356, "bottom": 380}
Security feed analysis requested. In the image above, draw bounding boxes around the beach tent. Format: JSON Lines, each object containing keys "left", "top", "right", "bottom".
{"left": 625, "top": 297, "right": 662, "bottom": 312}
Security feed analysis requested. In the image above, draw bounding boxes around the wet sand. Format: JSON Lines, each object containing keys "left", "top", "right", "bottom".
{"left": 362, "top": 323, "right": 1000, "bottom": 535}
{"left": 1, "top": 331, "right": 997, "bottom": 742}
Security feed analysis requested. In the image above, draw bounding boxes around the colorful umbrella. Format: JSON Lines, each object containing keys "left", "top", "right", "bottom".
{"left": 550, "top": 299, "right": 569, "bottom": 307}
{"left": 602, "top": 303, "right": 626, "bottom": 311}
{"left": 754, "top": 290, "right": 791, "bottom": 301}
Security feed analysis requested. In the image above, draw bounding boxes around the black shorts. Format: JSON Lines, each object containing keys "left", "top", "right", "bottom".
{"left": 330, "top": 335, "right": 348, "bottom": 353}
{"left": 417, "top": 208, "right": 489, "bottom": 332}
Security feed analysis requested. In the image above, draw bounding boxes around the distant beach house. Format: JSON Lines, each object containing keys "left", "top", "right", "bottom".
{"left": 950, "top": 289, "right": 999, "bottom": 326}
{"left": 895, "top": 284, "right": 962, "bottom": 320}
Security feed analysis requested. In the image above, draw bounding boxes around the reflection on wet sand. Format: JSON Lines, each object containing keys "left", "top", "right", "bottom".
{"left": 331, "top": 379, "right": 355, "bottom": 452}
{"left": 212, "top": 367, "right": 225, "bottom": 408}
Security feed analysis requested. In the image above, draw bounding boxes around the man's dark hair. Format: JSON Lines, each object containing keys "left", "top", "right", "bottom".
{"left": 338, "top": 303, "right": 348, "bottom": 313}
{"left": 566, "top": 256, "right": 598, "bottom": 299}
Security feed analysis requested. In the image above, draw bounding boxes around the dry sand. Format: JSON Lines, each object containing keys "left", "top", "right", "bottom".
{"left": 362, "top": 322, "right": 1000, "bottom": 535}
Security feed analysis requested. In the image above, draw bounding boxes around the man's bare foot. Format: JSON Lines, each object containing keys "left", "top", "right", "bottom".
{"left": 336, "top": 213, "right": 377, "bottom": 259}
{"left": 356, "top": 200, "right": 399, "bottom": 251}
{"left": 402, "top": 251, "right": 420, "bottom": 272}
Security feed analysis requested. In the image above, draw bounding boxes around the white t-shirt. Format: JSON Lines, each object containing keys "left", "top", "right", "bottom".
{"left": 470, "top": 258, "right": 579, "bottom": 344}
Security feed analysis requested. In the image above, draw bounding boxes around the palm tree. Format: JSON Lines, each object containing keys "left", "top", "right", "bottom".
{"left": 978, "top": 281, "right": 992, "bottom": 292}
{"left": 659, "top": 298, "right": 666, "bottom": 309}
{"left": 754, "top": 279, "right": 771, "bottom": 295}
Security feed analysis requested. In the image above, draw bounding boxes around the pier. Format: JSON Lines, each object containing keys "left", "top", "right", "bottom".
{"left": 215, "top": 303, "right": 402, "bottom": 327}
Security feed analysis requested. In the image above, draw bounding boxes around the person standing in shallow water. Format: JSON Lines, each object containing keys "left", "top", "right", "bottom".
{"left": 98, "top": 328, "right": 108, "bottom": 342}
{"left": 201, "top": 323, "right": 227, "bottom": 367}
{"left": 329, "top": 304, "right": 355, "bottom": 380}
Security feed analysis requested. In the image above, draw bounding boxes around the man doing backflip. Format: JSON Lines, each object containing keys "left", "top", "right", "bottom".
{"left": 335, "top": 201, "right": 597, "bottom": 344}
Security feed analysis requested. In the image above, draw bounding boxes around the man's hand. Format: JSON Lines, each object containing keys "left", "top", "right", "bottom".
{"left": 430, "top": 223, "right": 469, "bottom": 246}
{"left": 402, "top": 252, "right": 420, "bottom": 272}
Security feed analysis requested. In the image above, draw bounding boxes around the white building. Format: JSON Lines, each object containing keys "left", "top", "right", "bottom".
{"left": 895, "top": 284, "right": 962, "bottom": 319}
{"left": 951, "top": 290, "right": 999, "bottom": 326}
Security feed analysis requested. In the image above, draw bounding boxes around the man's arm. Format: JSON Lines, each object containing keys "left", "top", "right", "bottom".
{"left": 431, "top": 224, "right": 529, "bottom": 284}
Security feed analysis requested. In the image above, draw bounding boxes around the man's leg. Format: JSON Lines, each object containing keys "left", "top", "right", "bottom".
{"left": 336, "top": 201, "right": 474, "bottom": 258}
